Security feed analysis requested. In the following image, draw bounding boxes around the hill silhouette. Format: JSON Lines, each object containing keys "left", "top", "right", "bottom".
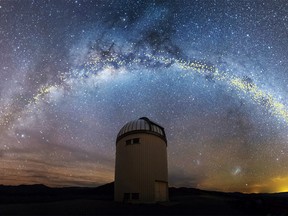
{"left": 0, "top": 182, "right": 287, "bottom": 215}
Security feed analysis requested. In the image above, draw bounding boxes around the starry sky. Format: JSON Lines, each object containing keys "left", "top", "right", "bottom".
{"left": 1, "top": 0, "right": 288, "bottom": 193}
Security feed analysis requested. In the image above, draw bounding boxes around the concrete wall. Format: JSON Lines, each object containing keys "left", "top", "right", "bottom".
{"left": 115, "top": 133, "right": 168, "bottom": 203}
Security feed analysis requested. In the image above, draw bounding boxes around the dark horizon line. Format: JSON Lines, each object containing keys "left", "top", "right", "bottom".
{"left": 1, "top": 182, "right": 288, "bottom": 195}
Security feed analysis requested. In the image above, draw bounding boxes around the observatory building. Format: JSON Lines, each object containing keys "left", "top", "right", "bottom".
{"left": 114, "top": 117, "right": 168, "bottom": 203}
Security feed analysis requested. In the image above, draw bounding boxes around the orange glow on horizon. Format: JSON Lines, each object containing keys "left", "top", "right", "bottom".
{"left": 195, "top": 174, "right": 288, "bottom": 194}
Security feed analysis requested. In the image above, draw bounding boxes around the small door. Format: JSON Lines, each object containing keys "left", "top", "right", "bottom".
{"left": 155, "top": 181, "right": 167, "bottom": 201}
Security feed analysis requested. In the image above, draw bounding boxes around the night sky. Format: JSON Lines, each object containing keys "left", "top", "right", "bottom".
{"left": 1, "top": 0, "right": 288, "bottom": 193}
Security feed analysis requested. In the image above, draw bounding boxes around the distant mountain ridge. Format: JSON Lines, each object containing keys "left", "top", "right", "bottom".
{"left": 0, "top": 182, "right": 287, "bottom": 215}
{"left": 0, "top": 182, "right": 114, "bottom": 204}
{"left": 1, "top": 182, "right": 287, "bottom": 197}
{"left": 0, "top": 182, "right": 114, "bottom": 196}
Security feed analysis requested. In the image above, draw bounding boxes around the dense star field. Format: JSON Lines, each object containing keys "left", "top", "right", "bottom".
{"left": 0, "top": 0, "right": 288, "bottom": 193}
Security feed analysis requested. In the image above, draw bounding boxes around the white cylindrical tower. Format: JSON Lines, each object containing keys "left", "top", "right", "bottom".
{"left": 114, "top": 117, "right": 168, "bottom": 203}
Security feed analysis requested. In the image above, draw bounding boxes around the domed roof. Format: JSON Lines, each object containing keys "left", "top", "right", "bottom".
{"left": 116, "top": 117, "right": 167, "bottom": 143}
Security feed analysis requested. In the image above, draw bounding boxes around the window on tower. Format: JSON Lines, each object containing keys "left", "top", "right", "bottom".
{"left": 133, "top": 138, "right": 140, "bottom": 144}
{"left": 126, "top": 138, "right": 140, "bottom": 145}
{"left": 131, "top": 193, "right": 139, "bottom": 200}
